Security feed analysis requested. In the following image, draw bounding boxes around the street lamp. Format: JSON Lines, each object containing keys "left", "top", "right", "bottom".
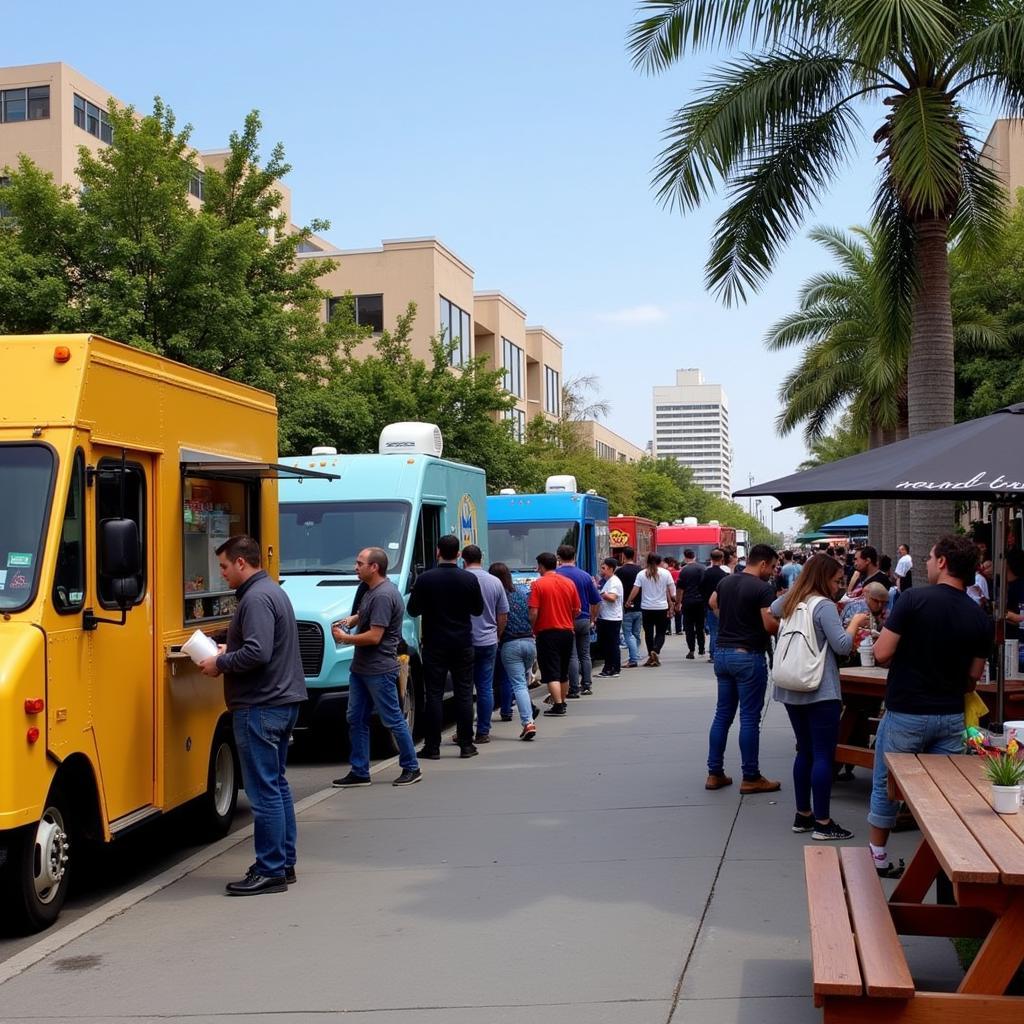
{"left": 748, "top": 473, "right": 754, "bottom": 515}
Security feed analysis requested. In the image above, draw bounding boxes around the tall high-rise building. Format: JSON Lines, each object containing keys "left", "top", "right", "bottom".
{"left": 652, "top": 369, "right": 731, "bottom": 498}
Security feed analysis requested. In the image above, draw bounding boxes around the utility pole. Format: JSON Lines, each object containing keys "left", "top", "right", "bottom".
{"left": 748, "top": 473, "right": 754, "bottom": 515}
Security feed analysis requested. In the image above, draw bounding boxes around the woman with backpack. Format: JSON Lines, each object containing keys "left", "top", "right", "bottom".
{"left": 770, "top": 554, "right": 868, "bottom": 841}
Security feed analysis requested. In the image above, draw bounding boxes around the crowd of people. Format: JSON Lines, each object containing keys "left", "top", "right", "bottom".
{"left": 197, "top": 526, "right": 1010, "bottom": 895}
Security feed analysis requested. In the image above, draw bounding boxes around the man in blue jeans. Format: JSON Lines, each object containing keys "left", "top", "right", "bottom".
{"left": 700, "top": 549, "right": 728, "bottom": 662}
{"left": 331, "top": 547, "right": 421, "bottom": 789}
{"left": 867, "top": 535, "right": 991, "bottom": 877}
{"left": 558, "top": 544, "right": 601, "bottom": 695}
{"left": 461, "top": 544, "right": 508, "bottom": 742}
{"left": 705, "top": 544, "right": 780, "bottom": 794}
{"left": 198, "top": 535, "right": 307, "bottom": 896}
{"left": 616, "top": 547, "right": 643, "bottom": 668}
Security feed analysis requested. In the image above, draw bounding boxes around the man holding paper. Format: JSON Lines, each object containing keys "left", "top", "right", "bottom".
{"left": 198, "top": 535, "right": 306, "bottom": 896}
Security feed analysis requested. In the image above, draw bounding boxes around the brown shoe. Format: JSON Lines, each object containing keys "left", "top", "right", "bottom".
{"left": 651, "top": 652, "right": 660, "bottom": 666}
{"left": 705, "top": 773, "right": 733, "bottom": 790}
{"left": 739, "top": 776, "right": 781, "bottom": 794}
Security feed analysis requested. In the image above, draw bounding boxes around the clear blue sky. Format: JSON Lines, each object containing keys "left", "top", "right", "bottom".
{"left": 15, "top": 2, "right": 1000, "bottom": 533}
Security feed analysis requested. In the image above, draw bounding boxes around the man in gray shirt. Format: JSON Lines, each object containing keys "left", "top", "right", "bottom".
{"left": 331, "top": 547, "right": 421, "bottom": 789}
{"left": 462, "top": 544, "right": 508, "bottom": 743}
{"left": 198, "top": 535, "right": 306, "bottom": 896}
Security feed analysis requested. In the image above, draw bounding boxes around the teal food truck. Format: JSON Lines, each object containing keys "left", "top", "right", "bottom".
{"left": 277, "top": 423, "right": 487, "bottom": 740}
{"left": 486, "top": 476, "right": 610, "bottom": 584}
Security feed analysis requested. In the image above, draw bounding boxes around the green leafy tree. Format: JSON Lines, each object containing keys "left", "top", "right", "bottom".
{"left": 0, "top": 99, "right": 354, "bottom": 418}
{"left": 629, "top": 0, "right": 1024, "bottom": 561}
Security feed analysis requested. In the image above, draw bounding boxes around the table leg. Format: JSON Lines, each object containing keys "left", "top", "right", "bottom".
{"left": 959, "top": 892, "right": 1024, "bottom": 995}
{"left": 890, "top": 839, "right": 939, "bottom": 905}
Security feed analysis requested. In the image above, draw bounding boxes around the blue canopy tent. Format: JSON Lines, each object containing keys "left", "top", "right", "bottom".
{"left": 819, "top": 513, "right": 869, "bottom": 536}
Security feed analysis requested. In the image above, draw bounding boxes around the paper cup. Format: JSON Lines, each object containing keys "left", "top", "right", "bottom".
{"left": 181, "top": 629, "right": 218, "bottom": 665}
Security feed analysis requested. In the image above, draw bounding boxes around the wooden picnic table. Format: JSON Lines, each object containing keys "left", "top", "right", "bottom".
{"left": 883, "top": 752, "right": 1024, "bottom": 1013}
{"left": 836, "top": 665, "right": 888, "bottom": 769}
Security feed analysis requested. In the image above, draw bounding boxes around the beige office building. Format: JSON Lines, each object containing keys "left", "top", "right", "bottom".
{"left": 652, "top": 369, "right": 731, "bottom": 497}
{"left": 576, "top": 420, "right": 646, "bottom": 463}
{"left": 0, "top": 61, "right": 565, "bottom": 439}
{"left": 307, "top": 238, "right": 565, "bottom": 433}
{"left": 982, "top": 119, "right": 1024, "bottom": 199}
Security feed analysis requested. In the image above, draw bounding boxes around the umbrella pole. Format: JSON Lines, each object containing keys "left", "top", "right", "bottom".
{"left": 994, "top": 504, "right": 1008, "bottom": 732}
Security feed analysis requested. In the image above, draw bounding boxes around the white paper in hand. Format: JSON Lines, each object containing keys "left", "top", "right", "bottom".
{"left": 182, "top": 629, "right": 218, "bottom": 665}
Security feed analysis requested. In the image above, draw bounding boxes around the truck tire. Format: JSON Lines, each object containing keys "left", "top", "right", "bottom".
{"left": 191, "top": 725, "right": 239, "bottom": 840}
{"left": 2, "top": 789, "right": 73, "bottom": 933}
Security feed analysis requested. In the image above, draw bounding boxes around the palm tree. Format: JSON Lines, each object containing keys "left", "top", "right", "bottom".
{"left": 766, "top": 225, "right": 908, "bottom": 554}
{"left": 629, "top": 0, "right": 1024, "bottom": 560}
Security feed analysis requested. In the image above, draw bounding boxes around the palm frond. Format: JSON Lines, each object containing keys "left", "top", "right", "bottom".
{"left": 836, "top": 0, "right": 957, "bottom": 72}
{"left": 764, "top": 304, "right": 844, "bottom": 349}
{"left": 950, "top": 144, "right": 1008, "bottom": 259}
{"left": 805, "top": 225, "right": 869, "bottom": 275}
{"left": 652, "top": 47, "right": 852, "bottom": 211}
{"left": 954, "top": 314, "right": 1011, "bottom": 351}
{"left": 951, "top": 12, "right": 1024, "bottom": 118}
{"left": 627, "top": 0, "right": 824, "bottom": 72}
{"left": 704, "top": 104, "right": 860, "bottom": 304}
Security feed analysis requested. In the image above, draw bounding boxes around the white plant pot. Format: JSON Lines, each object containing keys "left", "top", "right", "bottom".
{"left": 991, "top": 784, "right": 1022, "bottom": 814}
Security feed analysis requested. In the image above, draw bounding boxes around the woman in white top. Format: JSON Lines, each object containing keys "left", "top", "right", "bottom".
{"left": 628, "top": 553, "right": 676, "bottom": 666}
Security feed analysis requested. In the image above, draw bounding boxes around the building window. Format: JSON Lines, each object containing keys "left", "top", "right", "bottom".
{"left": 596, "top": 441, "right": 616, "bottom": 461}
{"left": 328, "top": 294, "right": 385, "bottom": 333}
{"left": 1, "top": 85, "right": 49, "bottom": 123}
{"left": 505, "top": 407, "right": 526, "bottom": 442}
{"left": 74, "top": 93, "right": 113, "bottom": 143}
{"left": 544, "top": 366, "right": 560, "bottom": 416}
{"left": 0, "top": 176, "right": 10, "bottom": 219}
{"left": 440, "top": 295, "right": 471, "bottom": 367}
{"left": 189, "top": 169, "right": 204, "bottom": 201}
{"left": 501, "top": 337, "right": 523, "bottom": 398}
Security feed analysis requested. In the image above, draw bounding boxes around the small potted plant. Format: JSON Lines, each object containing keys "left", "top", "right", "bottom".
{"left": 982, "top": 737, "right": 1024, "bottom": 814}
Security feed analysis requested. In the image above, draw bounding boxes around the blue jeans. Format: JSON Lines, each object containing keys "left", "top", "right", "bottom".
{"left": 347, "top": 669, "right": 419, "bottom": 776}
{"left": 473, "top": 644, "right": 498, "bottom": 736}
{"left": 232, "top": 703, "right": 300, "bottom": 877}
{"left": 622, "top": 610, "right": 642, "bottom": 664}
{"left": 706, "top": 610, "right": 719, "bottom": 657}
{"left": 500, "top": 637, "right": 537, "bottom": 726}
{"left": 785, "top": 700, "right": 842, "bottom": 821}
{"left": 707, "top": 649, "right": 769, "bottom": 779}
{"left": 496, "top": 656, "right": 514, "bottom": 719}
{"left": 869, "top": 711, "right": 964, "bottom": 829}
{"left": 568, "top": 617, "right": 594, "bottom": 694}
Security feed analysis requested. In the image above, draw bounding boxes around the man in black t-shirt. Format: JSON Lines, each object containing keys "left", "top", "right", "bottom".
{"left": 616, "top": 547, "right": 642, "bottom": 668}
{"left": 866, "top": 535, "right": 992, "bottom": 878}
{"left": 705, "top": 544, "right": 780, "bottom": 795}
{"left": 699, "top": 549, "right": 728, "bottom": 661}
{"left": 852, "top": 545, "right": 889, "bottom": 593}
{"left": 678, "top": 549, "right": 706, "bottom": 659}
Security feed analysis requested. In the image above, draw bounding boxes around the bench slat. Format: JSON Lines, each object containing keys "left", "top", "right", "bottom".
{"left": 840, "top": 847, "right": 915, "bottom": 999}
{"left": 804, "top": 846, "right": 863, "bottom": 998}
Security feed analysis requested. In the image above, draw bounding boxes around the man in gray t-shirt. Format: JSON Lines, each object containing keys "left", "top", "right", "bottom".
{"left": 463, "top": 544, "right": 508, "bottom": 743}
{"left": 331, "top": 547, "right": 420, "bottom": 788}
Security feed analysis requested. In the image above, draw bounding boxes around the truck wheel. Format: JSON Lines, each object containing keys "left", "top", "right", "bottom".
{"left": 192, "top": 726, "right": 238, "bottom": 840}
{"left": 3, "top": 792, "right": 73, "bottom": 933}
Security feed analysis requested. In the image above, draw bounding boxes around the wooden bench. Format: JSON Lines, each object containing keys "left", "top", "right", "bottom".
{"left": 805, "top": 846, "right": 914, "bottom": 1021}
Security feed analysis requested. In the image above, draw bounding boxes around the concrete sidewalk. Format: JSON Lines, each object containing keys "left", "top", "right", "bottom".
{"left": 0, "top": 639, "right": 960, "bottom": 1023}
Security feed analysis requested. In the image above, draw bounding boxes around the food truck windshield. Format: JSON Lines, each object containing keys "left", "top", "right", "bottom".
{"left": 279, "top": 500, "right": 411, "bottom": 575}
{"left": 0, "top": 444, "right": 55, "bottom": 612}
{"left": 487, "top": 521, "right": 580, "bottom": 573}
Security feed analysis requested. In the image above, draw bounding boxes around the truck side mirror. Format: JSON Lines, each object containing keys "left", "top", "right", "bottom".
{"left": 84, "top": 519, "right": 141, "bottom": 629}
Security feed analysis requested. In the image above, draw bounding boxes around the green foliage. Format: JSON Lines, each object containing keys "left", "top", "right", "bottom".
{"left": 0, "top": 98, "right": 354, "bottom": 409}
{"left": 952, "top": 191, "right": 1024, "bottom": 420}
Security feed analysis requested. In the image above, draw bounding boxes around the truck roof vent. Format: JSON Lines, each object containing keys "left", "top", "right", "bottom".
{"left": 545, "top": 474, "right": 577, "bottom": 493}
{"left": 498, "top": 487, "right": 517, "bottom": 495}
{"left": 311, "top": 446, "right": 337, "bottom": 456}
{"left": 708, "top": 519, "right": 720, "bottom": 525}
{"left": 682, "top": 516, "right": 698, "bottom": 526}
{"left": 379, "top": 422, "right": 443, "bottom": 457}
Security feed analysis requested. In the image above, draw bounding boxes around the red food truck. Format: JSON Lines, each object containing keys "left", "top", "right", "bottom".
{"left": 608, "top": 515, "right": 656, "bottom": 562}
{"left": 655, "top": 519, "right": 737, "bottom": 564}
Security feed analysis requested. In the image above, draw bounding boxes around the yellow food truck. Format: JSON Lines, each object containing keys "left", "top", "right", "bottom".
{"left": 0, "top": 334, "right": 330, "bottom": 931}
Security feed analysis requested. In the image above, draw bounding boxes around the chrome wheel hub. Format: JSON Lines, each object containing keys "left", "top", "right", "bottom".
{"left": 33, "top": 808, "right": 69, "bottom": 904}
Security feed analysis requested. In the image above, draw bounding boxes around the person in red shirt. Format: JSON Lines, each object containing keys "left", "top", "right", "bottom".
{"left": 528, "top": 551, "right": 581, "bottom": 717}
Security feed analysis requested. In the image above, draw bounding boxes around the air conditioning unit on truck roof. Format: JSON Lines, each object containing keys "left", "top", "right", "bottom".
{"left": 545, "top": 474, "right": 577, "bottom": 493}
{"left": 378, "top": 422, "right": 443, "bottom": 457}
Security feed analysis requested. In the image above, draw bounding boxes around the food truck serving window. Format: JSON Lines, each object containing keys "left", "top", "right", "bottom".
{"left": 182, "top": 474, "right": 257, "bottom": 624}
{"left": 0, "top": 443, "right": 56, "bottom": 612}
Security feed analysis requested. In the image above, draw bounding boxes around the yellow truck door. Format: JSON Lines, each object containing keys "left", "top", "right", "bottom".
{"left": 88, "top": 448, "right": 156, "bottom": 825}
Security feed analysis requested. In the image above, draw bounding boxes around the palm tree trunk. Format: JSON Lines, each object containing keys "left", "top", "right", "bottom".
{"left": 868, "top": 421, "right": 885, "bottom": 553}
{"left": 895, "top": 404, "right": 911, "bottom": 573}
{"left": 907, "top": 216, "right": 956, "bottom": 566}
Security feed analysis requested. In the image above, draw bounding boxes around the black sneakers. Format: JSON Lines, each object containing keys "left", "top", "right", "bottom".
{"left": 332, "top": 771, "right": 371, "bottom": 788}
{"left": 285, "top": 866, "right": 297, "bottom": 885}
{"left": 875, "top": 858, "right": 906, "bottom": 878}
{"left": 543, "top": 703, "right": 567, "bottom": 716}
{"left": 417, "top": 747, "right": 441, "bottom": 760}
{"left": 812, "top": 820, "right": 854, "bottom": 841}
{"left": 392, "top": 769, "right": 422, "bottom": 787}
{"left": 792, "top": 812, "right": 815, "bottom": 833}
{"left": 225, "top": 869, "right": 287, "bottom": 896}
{"left": 460, "top": 744, "right": 479, "bottom": 759}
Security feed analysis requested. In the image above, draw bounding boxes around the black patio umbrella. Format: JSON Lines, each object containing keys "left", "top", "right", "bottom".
{"left": 734, "top": 403, "right": 1024, "bottom": 510}
{"left": 734, "top": 403, "right": 1024, "bottom": 729}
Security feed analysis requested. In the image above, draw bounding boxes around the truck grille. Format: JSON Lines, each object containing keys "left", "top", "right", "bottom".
{"left": 296, "top": 621, "right": 325, "bottom": 678}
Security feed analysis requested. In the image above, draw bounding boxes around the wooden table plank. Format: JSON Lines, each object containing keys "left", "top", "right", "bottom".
{"left": 920, "top": 756, "right": 1024, "bottom": 884}
{"left": 839, "top": 665, "right": 889, "bottom": 685}
{"left": 955, "top": 756, "right": 1024, "bottom": 845}
{"left": 885, "top": 753, "right": 999, "bottom": 884}
{"left": 804, "top": 847, "right": 863, "bottom": 998}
